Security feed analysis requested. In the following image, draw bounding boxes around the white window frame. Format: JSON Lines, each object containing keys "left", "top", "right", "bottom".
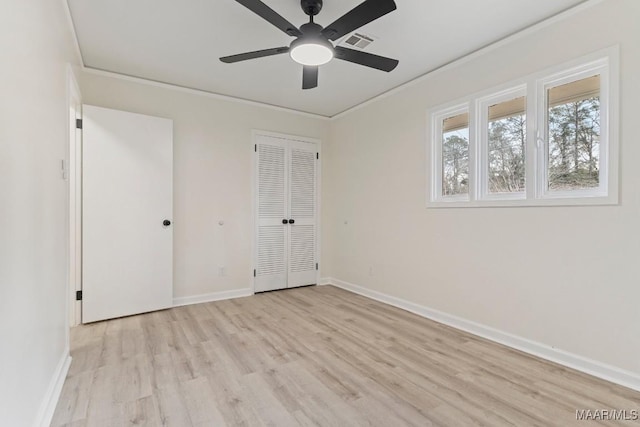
{"left": 476, "top": 85, "right": 528, "bottom": 201}
{"left": 431, "top": 103, "right": 471, "bottom": 203}
{"left": 536, "top": 58, "right": 612, "bottom": 201}
{"left": 426, "top": 46, "right": 619, "bottom": 208}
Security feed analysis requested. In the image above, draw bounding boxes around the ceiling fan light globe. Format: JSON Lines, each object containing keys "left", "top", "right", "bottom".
{"left": 290, "top": 43, "right": 333, "bottom": 66}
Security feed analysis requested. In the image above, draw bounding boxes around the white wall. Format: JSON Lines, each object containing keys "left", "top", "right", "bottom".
{"left": 4, "top": 3, "right": 635, "bottom": 421}
{"left": 325, "top": 0, "right": 640, "bottom": 376}
{"left": 79, "top": 72, "right": 331, "bottom": 300}
{"left": 0, "top": 0, "right": 81, "bottom": 425}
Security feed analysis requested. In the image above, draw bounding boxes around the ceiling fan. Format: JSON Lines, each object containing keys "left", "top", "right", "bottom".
{"left": 220, "top": 0, "right": 399, "bottom": 89}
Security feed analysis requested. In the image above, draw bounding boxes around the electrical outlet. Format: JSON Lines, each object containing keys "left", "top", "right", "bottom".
{"left": 368, "top": 266, "right": 374, "bottom": 276}
{"left": 219, "top": 267, "right": 226, "bottom": 277}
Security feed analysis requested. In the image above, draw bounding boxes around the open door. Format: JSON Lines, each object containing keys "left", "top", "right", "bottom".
{"left": 82, "top": 105, "right": 173, "bottom": 323}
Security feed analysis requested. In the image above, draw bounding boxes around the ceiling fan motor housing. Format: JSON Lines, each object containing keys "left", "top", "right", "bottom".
{"left": 301, "top": 0, "right": 323, "bottom": 16}
{"left": 299, "top": 22, "right": 324, "bottom": 38}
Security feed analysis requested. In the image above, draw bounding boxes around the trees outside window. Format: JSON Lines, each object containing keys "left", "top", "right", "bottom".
{"left": 486, "top": 95, "right": 527, "bottom": 194}
{"left": 548, "top": 94, "right": 600, "bottom": 191}
{"left": 442, "top": 130, "right": 469, "bottom": 196}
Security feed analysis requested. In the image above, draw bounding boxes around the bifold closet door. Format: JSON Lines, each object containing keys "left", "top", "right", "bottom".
{"left": 255, "top": 134, "right": 318, "bottom": 292}
{"left": 82, "top": 105, "right": 173, "bottom": 323}
{"left": 287, "top": 141, "right": 317, "bottom": 288}
{"left": 255, "top": 137, "right": 288, "bottom": 292}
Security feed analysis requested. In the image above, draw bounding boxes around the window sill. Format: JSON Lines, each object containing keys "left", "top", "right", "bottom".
{"left": 426, "top": 194, "right": 618, "bottom": 209}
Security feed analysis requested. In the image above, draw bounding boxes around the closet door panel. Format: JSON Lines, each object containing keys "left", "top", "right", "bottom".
{"left": 255, "top": 138, "right": 288, "bottom": 292}
{"left": 287, "top": 141, "right": 317, "bottom": 287}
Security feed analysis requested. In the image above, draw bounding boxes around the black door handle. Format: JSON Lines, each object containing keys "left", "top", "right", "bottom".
{"left": 288, "top": 219, "right": 295, "bottom": 224}
{"left": 282, "top": 219, "right": 288, "bottom": 224}
{"left": 163, "top": 220, "right": 171, "bottom": 226}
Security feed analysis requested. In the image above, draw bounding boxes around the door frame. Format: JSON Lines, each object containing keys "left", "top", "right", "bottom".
{"left": 67, "top": 65, "right": 82, "bottom": 328}
{"left": 251, "top": 130, "right": 322, "bottom": 294}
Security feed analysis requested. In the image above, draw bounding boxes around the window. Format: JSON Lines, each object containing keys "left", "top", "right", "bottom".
{"left": 432, "top": 106, "right": 470, "bottom": 201}
{"left": 547, "top": 76, "right": 600, "bottom": 192}
{"left": 442, "top": 111, "right": 470, "bottom": 197}
{"left": 478, "top": 87, "right": 527, "bottom": 199}
{"left": 428, "top": 48, "right": 618, "bottom": 207}
{"left": 539, "top": 66, "right": 610, "bottom": 199}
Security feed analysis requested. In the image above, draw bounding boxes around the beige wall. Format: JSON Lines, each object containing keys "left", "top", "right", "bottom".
{"left": 0, "top": 0, "right": 81, "bottom": 425}
{"left": 325, "top": 0, "right": 640, "bottom": 375}
{"left": 79, "top": 72, "right": 331, "bottom": 299}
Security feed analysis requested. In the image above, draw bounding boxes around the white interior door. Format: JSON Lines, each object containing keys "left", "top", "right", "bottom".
{"left": 287, "top": 141, "right": 318, "bottom": 288}
{"left": 82, "top": 105, "right": 173, "bottom": 323}
{"left": 255, "top": 134, "right": 318, "bottom": 292}
{"left": 255, "top": 136, "right": 288, "bottom": 292}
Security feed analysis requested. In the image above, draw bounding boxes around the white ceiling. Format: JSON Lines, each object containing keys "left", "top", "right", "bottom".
{"left": 68, "top": 0, "right": 587, "bottom": 117}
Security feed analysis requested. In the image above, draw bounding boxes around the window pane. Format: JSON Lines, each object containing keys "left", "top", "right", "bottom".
{"left": 487, "top": 96, "right": 526, "bottom": 193}
{"left": 442, "top": 113, "right": 469, "bottom": 196}
{"left": 547, "top": 75, "right": 600, "bottom": 191}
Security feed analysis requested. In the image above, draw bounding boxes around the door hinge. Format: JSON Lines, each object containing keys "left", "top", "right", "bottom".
{"left": 316, "top": 263, "right": 318, "bottom": 270}
{"left": 76, "top": 118, "right": 83, "bottom": 129}
{"left": 316, "top": 152, "right": 319, "bottom": 160}
{"left": 255, "top": 144, "right": 257, "bottom": 152}
{"left": 75, "top": 290, "right": 83, "bottom": 301}
{"left": 253, "top": 269, "right": 256, "bottom": 277}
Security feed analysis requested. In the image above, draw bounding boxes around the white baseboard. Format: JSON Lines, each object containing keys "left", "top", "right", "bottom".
{"left": 326, "top": 277, "right": 640, "bottom": 393}
{"left": 34, "top": 349, "right": 71, "bottom": 427}
{"left": 173, "top": 288, "right": 253, "bottom": 307}
{"left": 318, "top": 277, "right": 332, "bottom": 286}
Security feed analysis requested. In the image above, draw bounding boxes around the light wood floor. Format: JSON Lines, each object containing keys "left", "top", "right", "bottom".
{"left": 53, "top": 285, "right": 640, "bottom": 426}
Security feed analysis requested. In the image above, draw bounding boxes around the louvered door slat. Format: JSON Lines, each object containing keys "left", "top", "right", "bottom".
{"left": 290, "top": 225, "right": 315, "bottom": 273}
{"left": 290, "top": 149, "right": 316, "bottom": 219}
{"left": 258, "top": 144, "right": 286, "bottom": 219}
{"left": 258, "top": 226, "right": 286, "bottom": 275}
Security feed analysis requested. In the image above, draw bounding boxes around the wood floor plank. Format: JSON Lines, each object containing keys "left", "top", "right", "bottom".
{"left": 241, "top": 371, "right": 301, "bottom": 427}
{"left": 53, "top": 285, "right": 640, "bottom": 427}
{"left": 123, "top": 395, "right": 162, "bottom": 426}
{"left": 50, "top": 370, "right": 94, "bottom": 426}
{"left": 155, "top": 384, "right": 194, "bottom": 426}
{"left": 180, "top": 377, "right": 227, "bottom": 426}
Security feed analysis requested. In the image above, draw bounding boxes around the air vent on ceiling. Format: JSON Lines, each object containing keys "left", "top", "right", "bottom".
{"left": 341, "top": 33, "right": 375, "bottom": 50}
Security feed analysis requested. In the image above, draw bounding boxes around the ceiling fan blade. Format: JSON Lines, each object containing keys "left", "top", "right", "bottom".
{"left": 334, "top": 46, "right": 398, "bottom": 72}
{"left": 321, "top": 0, "right": 396, "bottom": 41}
{"left": 302, "top": 66, "right": 318, "bottom": 89}
{"left": 235, "top": 0, "right": 302, "bottom": 37}
{"left": 220, "top": 47, "right": 290, "bottom": 63}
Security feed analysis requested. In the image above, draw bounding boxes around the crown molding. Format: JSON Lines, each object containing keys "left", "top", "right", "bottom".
{"left": 82, "top": 66, "right": 331, "bottom": 120}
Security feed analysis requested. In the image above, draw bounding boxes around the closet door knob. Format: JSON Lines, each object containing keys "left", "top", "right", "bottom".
{"left": 282, "top": 219, "right": 288, "bottom": 224}
{"left": 163, "top": 220, "right": 171, "bottom": 227}
{"left": 288, "top": 219, "right": 295, "bottom": 224}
